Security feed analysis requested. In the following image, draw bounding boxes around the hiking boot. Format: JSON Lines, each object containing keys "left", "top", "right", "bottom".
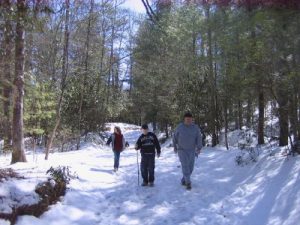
{"left": 186, "top": 183, "right": 192, "bottom": 190}
{"left": 149, "top": 182, "right": 154, "bottom": 187}
{"left": 141, "top": 182, "right": 148, "bottom": 186}
{"left": 114, "top": 168, "right": 118, "bottom": 172}
{"left": 181, "top": 178, "right": 186, "bottom": 186}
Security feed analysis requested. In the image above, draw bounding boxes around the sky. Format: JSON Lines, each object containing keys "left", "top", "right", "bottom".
{"left": 122, "top": 0, "right": 146, "bottom": 13}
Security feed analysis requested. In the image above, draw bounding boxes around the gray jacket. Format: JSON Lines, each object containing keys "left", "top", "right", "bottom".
{"left": 173, "top": 123, "right": 202, "bottom": 151}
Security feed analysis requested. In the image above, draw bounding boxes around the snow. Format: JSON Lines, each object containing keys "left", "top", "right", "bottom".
{"left": 0, "top": 123, "right": 300, "bottom": 225}
{"left": 219, "top": 128, "right": 258, "bottom": 148}
{"left": 0, "top": 179, "right": 40, "bottom": 214}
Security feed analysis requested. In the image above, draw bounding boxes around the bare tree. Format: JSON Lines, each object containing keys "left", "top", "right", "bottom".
{"left": 45, "top": 0, "right": 70, "bottom": 160}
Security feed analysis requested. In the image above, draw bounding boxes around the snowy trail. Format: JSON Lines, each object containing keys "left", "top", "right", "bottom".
{"left": 1, "top": 123, "right": 300, "bottom": 225}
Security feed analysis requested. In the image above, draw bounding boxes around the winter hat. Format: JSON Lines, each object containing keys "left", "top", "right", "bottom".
{"left": 184, "top": 112, "right": 193, "bottom": 118}
{"left": 141, "top": 124, "right": 149, "bottom": 130}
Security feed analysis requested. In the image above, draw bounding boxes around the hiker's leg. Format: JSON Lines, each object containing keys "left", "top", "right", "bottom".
{"left": 188, "top": 150, "right": 195, "bottom": 180}
{"left": 178, "top": 150, "right": 191, "bottom": 184}
{"left": 140, "top": 154, "right": 148, "bottom": 183}
{"left": 113, "top": 151, "right": 117, "bottom": 168}
{"left": 114, "top": 151, "right": 120, "bottom": 169}
{"left": 148, "top": 154, "right": 155, "bottom": 183}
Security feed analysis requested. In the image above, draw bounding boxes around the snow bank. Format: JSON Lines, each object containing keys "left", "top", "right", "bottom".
{"left": 0, "top": 179, "right": 40, "bottom": 214}
{"left": 219, "top": 128, "right": 258, "bottom": 148}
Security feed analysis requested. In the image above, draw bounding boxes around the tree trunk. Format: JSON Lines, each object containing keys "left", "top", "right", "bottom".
{"left": 234, "top": 105, "right": 239, "bottom": 130}
{"left": 106, "top": 0, "right": 117, "bottom": 103}
{"left": 214, "top": 41, "right": 220, "bottom": 142}
{"left": 77, "top": 0, "right": 94, "bottom": 150}
{"left": 247, "top": 6, "right": 265, "bottom": 144}
{"left": 246, "top": 97, "right": 252, "bottom": 128}
{"left": 153, "top": 121, "right": 157, "bottom": 132}
{"left": 165, "top": 122, "right": 169, "bottom": 139}
{"left": 278, "top": 88, "right": 289, "bottom": 146}
{"left": 97, "top": 10, "right": 106, "bottom": 93}
{"left": 224, "top": 100, "right": 229, "bottom": 150}
{"left": 45, "top": 0, "right": 70, "bottom": 160}
{"left": 278, "top": 104, "right": 289, "bottom": 146}
{"left": 257, "top": 89, "right": 265, "bottom": 145}
{"left": 2, "top": 0, "right": 13, "bottom": 151}
{"left": 205, "top": 5, "right": 218, "bottom": 146}
{"left": 289, "top": 93, "right": 298, "bottom": 142}
{"left": 291, "top": 47, "right": 300, "bottom": 141}
{"left": 11, "top": 0, "right": 27, "bottom": 164}
{"left": 238, "top": 100, "right": 243, "bottom": 129}
{"left": 298, "top": 91, "right": 300, "bottom": 140}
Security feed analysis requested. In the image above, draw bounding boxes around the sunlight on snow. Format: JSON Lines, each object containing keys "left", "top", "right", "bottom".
{"left": 118, "top": 214, "right": 140, "bottom": 225}
{"left": 123, "top": 201, "right": 145, "bottom": 213}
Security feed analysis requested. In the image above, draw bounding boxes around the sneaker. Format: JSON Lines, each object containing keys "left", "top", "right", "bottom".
{"left": 149, "top": 182, "right": 154, "bottom": 187}
{"left": 141, "top": 182, "right": 148, "bottom": 186}
{"left": 186, "top": 183, "right": 192, "bottom": 190}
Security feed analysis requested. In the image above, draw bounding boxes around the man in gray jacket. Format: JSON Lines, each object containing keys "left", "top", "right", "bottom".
{"left": 173, "top": 112, "right": 202, "bottom": 190}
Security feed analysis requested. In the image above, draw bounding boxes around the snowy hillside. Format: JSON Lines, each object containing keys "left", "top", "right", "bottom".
{"left": 0, "top": 123, "right": 300, "bottom": 225}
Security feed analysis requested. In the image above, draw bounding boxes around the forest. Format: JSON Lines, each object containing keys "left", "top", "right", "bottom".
{"left": 0, "top": 0, "right": 300, "bottom": 164}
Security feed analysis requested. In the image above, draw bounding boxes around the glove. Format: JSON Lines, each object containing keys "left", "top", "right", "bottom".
{"left": 135, "top": 144, "right": 139, "bottom": 150}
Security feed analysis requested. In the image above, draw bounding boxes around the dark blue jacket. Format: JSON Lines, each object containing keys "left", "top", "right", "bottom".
{"left": 135, "top": 132, "right": 161, "bottom": 155}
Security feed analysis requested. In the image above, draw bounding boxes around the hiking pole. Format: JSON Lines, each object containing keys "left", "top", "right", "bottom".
{"left": 136, "top": 150, "right": 140, "bottom": 186}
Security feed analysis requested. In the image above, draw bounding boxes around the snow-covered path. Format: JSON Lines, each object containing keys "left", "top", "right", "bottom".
{"left": 1, "top": 123, "right": 300, "bottom": 225}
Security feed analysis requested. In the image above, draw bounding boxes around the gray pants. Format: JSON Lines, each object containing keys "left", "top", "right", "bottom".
{"left": 178, "top": 149, "right": 195, "bottom": 184}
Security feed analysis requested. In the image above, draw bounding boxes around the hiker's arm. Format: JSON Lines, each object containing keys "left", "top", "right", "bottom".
{"left": 122, "top": 136, "right": 126, "bottom": 149}
{"left": 106, "top": 136, "right": 112, "bottom": 145}
{"left": 135, "top": 137, "right": 141, "bottom": 150}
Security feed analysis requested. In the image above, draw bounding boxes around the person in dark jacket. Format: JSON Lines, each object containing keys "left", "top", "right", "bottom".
{"left": 107, "top": 126, "right": 126, "bottom": 172}
{"left": 135, "top": 124, "right": 161, "bottom": 187}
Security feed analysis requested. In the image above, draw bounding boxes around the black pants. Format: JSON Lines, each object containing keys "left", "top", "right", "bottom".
{"left": 141, "top": 153, "right": 155, "bottom": 183}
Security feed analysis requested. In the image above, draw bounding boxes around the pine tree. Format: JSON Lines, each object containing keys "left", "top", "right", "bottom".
{"left": 11, "top": 0, "right": 27, "bottom": 164}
